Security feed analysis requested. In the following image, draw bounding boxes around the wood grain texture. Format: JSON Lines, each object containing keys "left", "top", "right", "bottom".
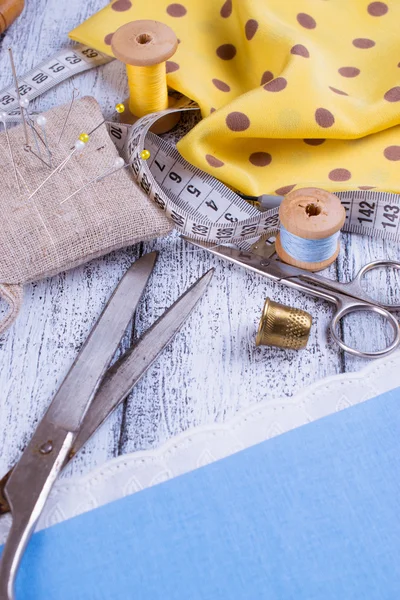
{"left": 0, "top": 0, "right": 399, "bottom": 484}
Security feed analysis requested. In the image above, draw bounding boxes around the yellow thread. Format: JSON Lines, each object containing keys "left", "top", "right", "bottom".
{"left": 127, "top": 63, "right": 168, "bottom": 117}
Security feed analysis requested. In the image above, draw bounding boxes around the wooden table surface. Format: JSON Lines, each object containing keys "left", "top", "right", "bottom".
{"left": 1, "top": 0, "right": 400, "bottom": 482}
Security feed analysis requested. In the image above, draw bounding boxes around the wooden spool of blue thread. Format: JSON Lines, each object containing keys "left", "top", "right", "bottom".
{"left": 275, "top": 188, "right": 346, "bottom": 272}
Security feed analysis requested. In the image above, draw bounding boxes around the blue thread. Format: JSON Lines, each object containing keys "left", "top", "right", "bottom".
{"left": 280, "top": 226, "right": 339, "bottom": 263}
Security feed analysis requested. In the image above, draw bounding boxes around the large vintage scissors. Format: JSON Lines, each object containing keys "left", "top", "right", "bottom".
{"left": 0, "top": 252, "right": 213, "bottom": 599}
{"left": 187, "top": 239, "right": 400, "bottom": 359}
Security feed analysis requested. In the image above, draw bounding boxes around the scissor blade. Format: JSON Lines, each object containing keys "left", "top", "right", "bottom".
{"left": 0, "top": 253, "right": 157, "bottom": 600}
{"left": 46, "top": 251, "right": 158, "bottom": 432}
{"left": 4, "top": 250, "right": 157, "bottom": 499}
{"left": 185, "top": 238, "right": 261, "bottom": 264}
{"left": 0, "top": 268, "right": 214, "bottom": 520}
{"left": 184, "top": 238, "right": 304, "bottom": 281}
{"left": 71, "top": 268, "right": 214, "bottom": 455}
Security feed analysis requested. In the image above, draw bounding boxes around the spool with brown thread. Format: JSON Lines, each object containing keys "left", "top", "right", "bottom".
{"left": 0, "top": 0, "right": 24, "bottom": 33}
{"left": 111, "top": 20, "right": 180, "bottom": 134}
{"left": 275, "top": 187, "right": 346, "bottom": 272}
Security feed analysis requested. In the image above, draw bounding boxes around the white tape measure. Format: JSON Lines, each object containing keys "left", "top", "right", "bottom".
{"left": 0, "top": 43, "right": 111, "bottom": 122}
{"left": 109, "top": 107, "right": 278, "bottom": 247}
{"left": 2, "top": 45, "right": 400, "bottom": 247}
{"left": 110, "top": 104, "right": 400, "bottom": 246}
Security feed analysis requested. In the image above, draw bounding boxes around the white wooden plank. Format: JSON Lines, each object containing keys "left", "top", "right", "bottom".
{"left": 337, "top": 232, "right": 400, "bottom": 372}
{"left": 0, "top": 0, "right": 133, "bottom": 479}
{"left": 0, "top": 0, "right": 395, "bottom": 483}
{"left": 119, "top": 233, "right": 343, "bottom": 457}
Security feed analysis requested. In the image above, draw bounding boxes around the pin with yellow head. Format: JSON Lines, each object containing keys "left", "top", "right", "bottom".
{"left": 75, "top": 132, "right": 90, "bottom": 151}
{"left": 140, "top": 149, "right": 151, "bottom": 160}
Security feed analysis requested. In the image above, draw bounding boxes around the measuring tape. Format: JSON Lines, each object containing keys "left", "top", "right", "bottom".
{"left": 0, "top": 43, "right": 111, "bottom": 121}
{"left": 107, "top": 104, "right": 400, "bottom": 247}
{"left": 107, "top": 101, "right": 277, "bottom": 248}
{"left": 2, "top": 44, "right": 400, "bottom": 247}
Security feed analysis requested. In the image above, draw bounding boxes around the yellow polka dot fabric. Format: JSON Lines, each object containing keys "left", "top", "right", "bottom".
{"left": 70, "top": 0, "right": 400, "bottom": 196}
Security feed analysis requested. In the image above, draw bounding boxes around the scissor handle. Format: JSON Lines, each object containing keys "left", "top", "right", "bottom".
{"left": 0, "top": 424, "right": 74, "bottom": 600}
{"left": 352, "top": 260, "right": 400, "bottom": 311}
{"left": 330, "top": 302, "right": 400, "bottom": 359}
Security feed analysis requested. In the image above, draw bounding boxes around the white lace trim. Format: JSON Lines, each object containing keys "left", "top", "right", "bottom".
{"left": 1, "top": 351, "right": 399, "bottom": 543}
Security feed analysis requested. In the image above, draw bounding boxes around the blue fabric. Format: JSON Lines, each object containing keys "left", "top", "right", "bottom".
{"left": 2, "top": 387, "right": 400, "bottom": 600}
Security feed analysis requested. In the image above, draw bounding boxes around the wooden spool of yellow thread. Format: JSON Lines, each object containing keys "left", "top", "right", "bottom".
{"left": 111, "top": 20, "right": 180, "bottom": 134}
{"left": 275, "top": 188, "right": 346, "bottom": 272}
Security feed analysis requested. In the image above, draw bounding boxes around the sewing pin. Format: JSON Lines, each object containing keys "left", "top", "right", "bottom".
{"left": 60, "top": 157, "right": 126, "bottom": 205}
{"left": 0, "top": 111, "right": 21, "bottom": 193}
{"left": 26, "top": 133, "right": 90, "bottom": 201}
{"left": 140, "top": 149, "right": 151, "bottom": 160}
{"left": 8, "top": 48, "right": 30, "bottom": 150}
{"left": 20, "top": 98, "right": 54, "bottom": 168}
{"left": 85, "top": 103, "right": 126, "bottom": 139}
{"left": 57, "top": 87, "right": 80, "bottom": 147}
{"left": 9, "top": 48, "right": 54, "bottom": 170}
{"left": 27, "top": 114, "right": 43, "bottom": 159}
{"left": 35, "top": 114, "right": 52, "bottom": 167}
{"left": 22, "top": 102, "right": 52, "bottom": 168}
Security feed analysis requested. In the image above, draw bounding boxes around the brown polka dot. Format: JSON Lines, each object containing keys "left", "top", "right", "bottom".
{"left": 304, "top": 138, "right": 326, "bottom": 146}
{"left": 216, "top": 44, "right": 237, "bottom": 60}
{"left": 329, "top": 87, "right": 348, "bottom": 96}
{"left": 291, "top": 44, "right": 310, "bottom": 58}
{"left": 210, "top": 107, "right": 216, "bottom": 114}
{"left": 315, "top": 108, "right": 335, "bottom": 128}
{"left": 166, "top": 61, "right": 180, "bottom": 73}
{"left": 220, "top": 0, "right": 232, "bottom": 18}
{"left": 384, "top": 87, "right": 400, "bottom": 102}
{"left": 249, "top": 152, "right": 272, "bottom": 167}
{"left": 353, "top": 38, "right": 376, "bottom": 49}
{"left": 261, "top": 71, "right": 274, "bottom": 85}
{"left": 329, "top": 168, "right": 352, "bottom": 182}
{"left": 166, "top": 3, "right": 187, "bottom": 17}
{"left": 104, "top": 33, "right": 114, "bottom": 45}
{"left": 275, "top": 184, "right": 296, "bottom": 195}
{"left": 206, "top": 155, "right": 224, "bottom": 168}
{"left": 245, "top": 19, "right": 258, "bottom": 40}
{"left": 359, "top": 186, "right": 375, "bottom": 190}
{"left": 111, "top": 0, "right": 132, "bottom": 10}
{"left": 367, "top": 2, "right": 388, "bottom": 16}
{"left": 263, "top": 77, "right": 287, "bottom": 92}
{"left": 297, "top": 13, "right": 316, "bottom": 29}
{"left": 398, "top": 62, "right": 400, "bottom": 68}
{"left": 384, "top": 146, "right": 400, "bottom": 161}
{"left": 226, "top": 112, "right": 250, "bottom": 131}
{"left": 212, "top": 78, "right": 231, "bottom": 92}
{"left": 338, "top": 67, "right": 360, "bottom": 78}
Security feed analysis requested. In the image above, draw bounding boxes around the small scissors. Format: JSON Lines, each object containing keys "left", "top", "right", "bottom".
{"left": 187, "top": 239, "right": 400, "bottom": 359}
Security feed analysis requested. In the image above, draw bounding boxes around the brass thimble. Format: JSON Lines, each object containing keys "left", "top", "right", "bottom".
{"left": 255, "top": 298, "right": 312, "bottom": 350}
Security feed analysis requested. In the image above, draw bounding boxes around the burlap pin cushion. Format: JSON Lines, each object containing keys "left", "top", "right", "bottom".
{"left": 0, "top": 96, "right": 172, "bottom": 333}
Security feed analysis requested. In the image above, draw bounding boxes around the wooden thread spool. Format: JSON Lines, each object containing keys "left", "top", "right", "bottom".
{"left": 0, "top": 0, "right": 24, "bottom": 33}
{"left": 275, "top": 187, "right": 346, "bottom": 272}
{"left": 111, "top": 20, "right": 180, "bottom": 134}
